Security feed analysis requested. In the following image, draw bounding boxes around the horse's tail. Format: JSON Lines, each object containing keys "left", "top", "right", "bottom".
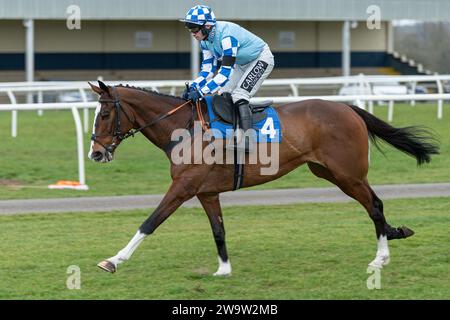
{"left": 347, "top": 104, "right": 440, "bottom": 165}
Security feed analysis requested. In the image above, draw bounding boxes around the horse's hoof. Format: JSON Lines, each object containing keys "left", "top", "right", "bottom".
{"left": 399, "top": 226, "right": 415, "bottom": 238}
{"left": 97, "top": 260, "right": 116, "bottom": 273}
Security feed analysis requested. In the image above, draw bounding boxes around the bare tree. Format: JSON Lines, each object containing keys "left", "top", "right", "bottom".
{"left": 394, "top": 22, "right": 450, "bottom": 74}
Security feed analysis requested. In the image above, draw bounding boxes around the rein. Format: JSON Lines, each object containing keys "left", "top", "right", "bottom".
{"left": 195, "top": 100, "right": 209, "bottom": 132}
{"left": 91, "top": 86, "right": 207, "bottom": 153}
{"left": 120, "top": 99, "right": 193, "bottom": 140}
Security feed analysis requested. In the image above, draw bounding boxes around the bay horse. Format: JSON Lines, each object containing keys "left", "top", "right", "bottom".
{"left": 88, "top": 80, "right": 439, "bottom": 276}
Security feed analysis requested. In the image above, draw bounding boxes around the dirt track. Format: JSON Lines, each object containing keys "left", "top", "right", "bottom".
{"left": 1, "top": 183, "right": 449, "bottom": 215}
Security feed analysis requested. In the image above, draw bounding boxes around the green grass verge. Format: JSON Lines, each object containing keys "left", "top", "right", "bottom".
{"left": 0, "top": 197, "right": 448, "bottom": 299}
{"left": 0, "top": 103, "right": 449, "bottom": 199}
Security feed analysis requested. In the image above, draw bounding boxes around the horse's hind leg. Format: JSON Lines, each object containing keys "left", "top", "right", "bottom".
{"left": 363, "top": 187, "right": 414, "bottom": 268}
{"left": 197, "top": 193, "right": 231, "bottom": 276}
{"left": 367, "top": 188, "right": 415, "bottom": 242}
{"left": 307, "top": 162, "right": 414, "bottom": 268}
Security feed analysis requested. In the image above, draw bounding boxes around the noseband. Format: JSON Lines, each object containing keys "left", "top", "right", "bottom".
{"left": 91, "top": 86, "right": 193, "bottom": 154}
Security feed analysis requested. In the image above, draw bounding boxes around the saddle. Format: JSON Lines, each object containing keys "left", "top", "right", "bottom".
{"left": 211, "top": 92, "right": 272, "bottom": 125}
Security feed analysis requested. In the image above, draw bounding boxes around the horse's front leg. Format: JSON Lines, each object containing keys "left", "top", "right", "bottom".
{"left": 197, "top": 193, "right": 231, "bottom": 276}
{"left": 97, "top": 180, "right": 196, "bottom": 273}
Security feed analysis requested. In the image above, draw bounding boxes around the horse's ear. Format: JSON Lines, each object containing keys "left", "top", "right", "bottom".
{"left": 88, "top": 82, "right": 103, "bottom": 95}
{"left": 98, "top": 80, "right": 109, "bottom": 93}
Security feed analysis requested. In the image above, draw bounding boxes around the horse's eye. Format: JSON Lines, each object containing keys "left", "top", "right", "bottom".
{"left": 100, "top": 110, "right": 110, "bottom": 119}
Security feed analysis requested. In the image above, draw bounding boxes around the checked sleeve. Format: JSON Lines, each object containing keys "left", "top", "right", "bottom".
{"left": 192, "top": 43, "right": 217, "bottom": 90}
{"left": 199, "top": 36, "right": 239, "bottom": 95}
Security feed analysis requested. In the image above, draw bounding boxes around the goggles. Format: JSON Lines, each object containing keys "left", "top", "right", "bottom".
{"left": 185, "top": 22, "right": 204, "bottom": 33}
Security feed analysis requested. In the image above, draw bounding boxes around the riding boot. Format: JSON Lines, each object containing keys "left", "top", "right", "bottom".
{"left": 236, "top": 99, "right": 255, "bottom": 152}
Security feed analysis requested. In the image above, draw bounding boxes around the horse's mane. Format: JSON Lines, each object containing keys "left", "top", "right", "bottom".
{"left": 116, "top": 84, "right": 184, "bottom": 101}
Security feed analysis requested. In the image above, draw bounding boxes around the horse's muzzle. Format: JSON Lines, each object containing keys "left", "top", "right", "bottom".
{"left": 90, "top": 150, "right": 113, "bottom": 163}
{"left": 91, "top": 151, "right": 104, "bottom": 162}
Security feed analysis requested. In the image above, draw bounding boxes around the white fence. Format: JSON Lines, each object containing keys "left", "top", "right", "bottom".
{"left": 1, "top": 74, "right": 450, "bottom": 189}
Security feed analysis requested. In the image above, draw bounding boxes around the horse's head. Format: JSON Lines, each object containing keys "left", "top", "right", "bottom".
{"left": 88, "top": 81, "right": 135, "bottom": 163}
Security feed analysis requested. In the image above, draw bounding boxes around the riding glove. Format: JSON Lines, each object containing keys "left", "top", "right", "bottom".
{"left": 186, "top": 88, "right": 203, "bottom": 103}
{"left": 182, "top": 86, "right": 192, "bottom": 100}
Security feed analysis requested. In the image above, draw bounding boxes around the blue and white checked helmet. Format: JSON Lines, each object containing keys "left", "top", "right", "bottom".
{"left": 180, "top": 5, "right": 216, "bottom": 26}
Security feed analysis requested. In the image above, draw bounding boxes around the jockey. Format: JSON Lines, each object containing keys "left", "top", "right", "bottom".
{"left": 180, "top": 5, "right": 275, "bottom": 150}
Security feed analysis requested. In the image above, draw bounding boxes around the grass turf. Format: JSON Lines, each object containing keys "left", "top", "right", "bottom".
{"left": 0, "top": 197, "right": 448, "bottom": 299}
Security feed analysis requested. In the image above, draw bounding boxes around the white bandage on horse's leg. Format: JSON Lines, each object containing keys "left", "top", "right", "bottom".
{"left": 213, "top": 256, "right": 232, "bottom": 276}
{"left": 108, "top": 231, "right": 147, "bottom": 266}
{"left": 369, "top": 235, "right": 390, "bottom": 268}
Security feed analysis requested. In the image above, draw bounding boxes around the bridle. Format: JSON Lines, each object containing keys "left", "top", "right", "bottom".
{"left": 91, "top": 86, "right": 135, "bottom": 154}
{"left": 91, "top": 86, "right": 195, "bottom": 154}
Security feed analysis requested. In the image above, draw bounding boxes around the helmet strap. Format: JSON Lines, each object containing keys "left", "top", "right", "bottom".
{"left": 201, "top": 25, "right": 214, "bottom": 40}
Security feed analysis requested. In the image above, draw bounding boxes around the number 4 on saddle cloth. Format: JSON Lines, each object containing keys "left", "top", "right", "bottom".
{"left": 204, "top": 94, "right": 282, "bottom": 143}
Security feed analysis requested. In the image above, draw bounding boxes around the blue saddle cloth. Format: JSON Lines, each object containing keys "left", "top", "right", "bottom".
{"left": 204, "top": 96, "right": 282, "bottom": 143}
